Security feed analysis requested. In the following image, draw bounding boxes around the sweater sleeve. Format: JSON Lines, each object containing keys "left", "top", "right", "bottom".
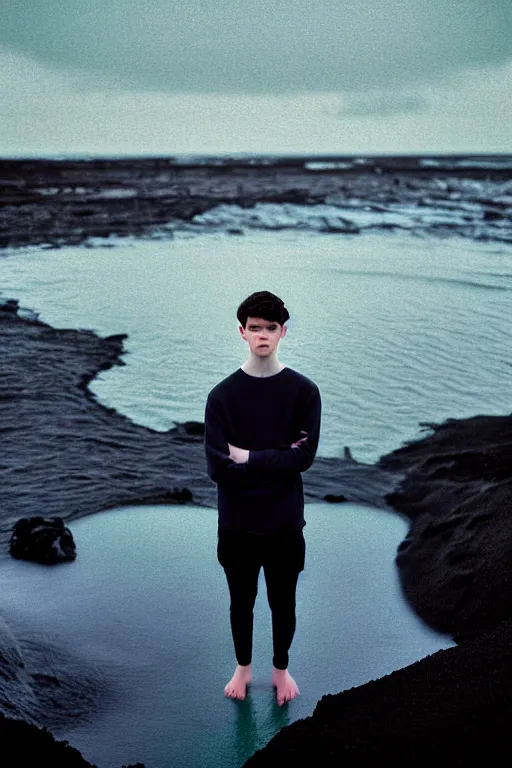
{"left": 247, "top": 386, "right": 321, "bottom": 475}
{"left": 204, "top": 394, "right": 276, "bottom": 489}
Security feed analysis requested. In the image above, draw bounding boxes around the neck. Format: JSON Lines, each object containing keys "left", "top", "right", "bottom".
{"left": 241, "top": 352, "right": 285, "bottom": 378}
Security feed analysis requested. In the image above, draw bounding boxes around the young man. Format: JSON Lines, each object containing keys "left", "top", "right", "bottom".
{"left": 204, "top": 291, "right": 322, "bottom": 706}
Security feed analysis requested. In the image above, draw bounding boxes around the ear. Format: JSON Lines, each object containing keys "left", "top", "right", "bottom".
{"left": 281, "top": 325, "right": 288, "bottom": 338}
{"left": 238, "top": 324, "right": 247, "bottom": 339}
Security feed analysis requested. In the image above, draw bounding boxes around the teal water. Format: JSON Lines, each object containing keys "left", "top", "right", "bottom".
{"left": 0, "top": 503, "right": 454, "bottom": 768}
{"left": 1, "top": 231, "right": 511, "bottom": 463}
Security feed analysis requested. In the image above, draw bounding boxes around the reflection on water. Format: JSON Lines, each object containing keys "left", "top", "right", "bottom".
{"left": 227, "top": 696, "right": 289, "bottom": 768}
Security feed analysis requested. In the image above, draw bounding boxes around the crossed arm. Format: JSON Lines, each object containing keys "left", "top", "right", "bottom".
{"left": 228, "top": 432, "right": 309, "bottom": 464}
{"left": 204, "top": 388, "right": 321, "bottom": 488}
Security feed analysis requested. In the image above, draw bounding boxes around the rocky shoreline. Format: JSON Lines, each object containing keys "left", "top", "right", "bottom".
{"left": 1, "top": 155, "right": 511, "bottom": 248}
{"left": 1, "top": 291, "right": 511, "bottom": 763}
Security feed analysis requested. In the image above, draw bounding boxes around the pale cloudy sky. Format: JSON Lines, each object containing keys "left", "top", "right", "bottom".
{"left": 1, "top": 0, "right": 511, "bottom": 156}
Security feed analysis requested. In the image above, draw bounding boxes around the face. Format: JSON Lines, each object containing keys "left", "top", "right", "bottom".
{"left": 239, "top": 316, "right": 287, "bottom": 358}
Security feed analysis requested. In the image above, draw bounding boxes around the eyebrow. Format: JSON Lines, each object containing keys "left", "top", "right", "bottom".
{"left": 248, "top": 323, "right": 277, "bottom": 328}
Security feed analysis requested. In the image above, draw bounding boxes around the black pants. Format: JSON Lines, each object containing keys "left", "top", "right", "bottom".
{"left": 217, "top": 528, "right": 305, "bottom": 670}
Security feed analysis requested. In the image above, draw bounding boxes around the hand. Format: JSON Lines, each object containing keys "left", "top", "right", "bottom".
{"left": 291, "top": 431, "right": 308, "bottom": 449}
{"left": 228, "top": 443, "right": 250, "bottom": 463}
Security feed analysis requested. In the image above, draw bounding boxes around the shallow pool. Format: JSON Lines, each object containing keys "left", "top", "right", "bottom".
{"left": 0, "top": 502, "right": 454, "bottom": 768}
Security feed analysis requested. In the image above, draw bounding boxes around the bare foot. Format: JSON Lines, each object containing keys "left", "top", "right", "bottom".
{"left": 224, "top": 663, "right": 252, "bottom": 700}
{"left": 272, "top": 667, "right": 300, "bottom": 706}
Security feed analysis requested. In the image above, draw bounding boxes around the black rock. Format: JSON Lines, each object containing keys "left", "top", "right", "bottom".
{"left": 10, "top": 517, "right": 76, "bottom": 564}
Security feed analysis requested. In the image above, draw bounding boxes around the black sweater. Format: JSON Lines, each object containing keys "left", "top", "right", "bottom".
{"left": 204, "top": 366, "right": 322, "bottom": 534}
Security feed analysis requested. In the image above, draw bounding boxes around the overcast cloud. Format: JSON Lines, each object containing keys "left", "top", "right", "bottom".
{"left": 0, "top": 1, "right": 510, "bottom": 155}
{"left": 2, "top": 0, "right": 511, "bottom": 94}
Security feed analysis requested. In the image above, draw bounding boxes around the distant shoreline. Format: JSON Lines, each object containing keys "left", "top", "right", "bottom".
{"left": 1, "top": 155, "right": 510, "bottom": 249}
{"left": 2, "top": 152, "right": 511, "bottom": 168}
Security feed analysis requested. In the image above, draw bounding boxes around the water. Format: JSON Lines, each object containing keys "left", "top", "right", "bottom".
{"left": 1, "top": 230, "right": 511, "bottom": 463}
{"left": 0, "top": 503, "right": 453, "bottom": 768}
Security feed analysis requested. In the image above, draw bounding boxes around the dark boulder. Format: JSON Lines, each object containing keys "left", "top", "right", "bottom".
{"left": 10, "top": 517, "right": 76, "bottom": 564}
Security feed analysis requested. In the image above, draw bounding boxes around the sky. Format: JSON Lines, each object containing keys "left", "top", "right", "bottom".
{"left": 1, "top": 0, "right": 511, "bottom": 157}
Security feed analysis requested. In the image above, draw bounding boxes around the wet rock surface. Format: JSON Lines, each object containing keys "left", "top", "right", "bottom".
{"left": 1, "top": 155, "right": 510, "bottom": 248}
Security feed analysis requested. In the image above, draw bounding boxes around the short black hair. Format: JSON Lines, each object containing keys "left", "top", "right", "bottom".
{"left": 237, "top": 291, "right": 290, "bottom": 329}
